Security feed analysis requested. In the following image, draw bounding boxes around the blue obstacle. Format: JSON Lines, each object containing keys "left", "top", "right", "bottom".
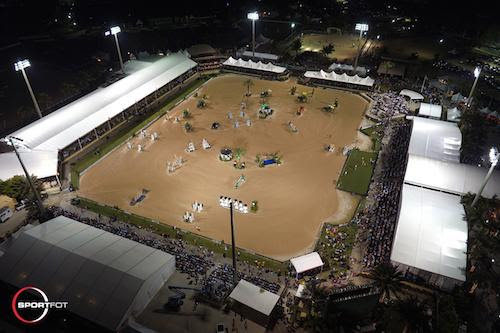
{"left": 263, "top": 159, "right": 276, "bottom": 166}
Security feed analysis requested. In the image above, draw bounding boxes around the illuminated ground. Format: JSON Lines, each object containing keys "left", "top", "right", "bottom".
{"left": 300, "top": 33, "right": 367, "bottom": 61}
{"left": 78, "top": 74, "right": 368, "bottom": 260}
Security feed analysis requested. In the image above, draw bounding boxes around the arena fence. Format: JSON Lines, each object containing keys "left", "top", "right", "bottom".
{"left": 75, "top": 197, "right": 287, "bottom": 273}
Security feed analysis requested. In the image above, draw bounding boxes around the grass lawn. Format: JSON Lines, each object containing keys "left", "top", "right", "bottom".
{"left": 75, "top": 197, "right": 287, "bottom": 273}
{"left": 71, "top": 76, "right": 209, "bottom": 189}
{"left": 360, "top": 125, "right": 384, "bottom": 152}
{"left": 336, "top": 149, "right": 377, "bottom": 195}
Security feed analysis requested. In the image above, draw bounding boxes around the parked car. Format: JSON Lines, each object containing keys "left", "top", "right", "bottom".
{"left": 0, "top": 207, "right": 13, "bottom": 223}
{"left": 15, "top": 200, "right": 28, "bottom": 211}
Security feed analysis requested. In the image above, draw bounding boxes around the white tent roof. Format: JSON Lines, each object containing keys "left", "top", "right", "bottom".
{"left": 223, "top": 57, "right": 286, "bottom": 73}
{"left": 400, "top": 89, "right": 424, "bottom": 100}
{"left": 418, "top": 103, "right": 442, "bottom": 119}
{"left": 290, "top": 252, "right": 324, "bottom": 274}
{"left": 304, "top": 70, "right": 375, "bottom": 87}
{"left": 447, "top": 107, "right": 462, "bottom": 122}
{"left": 0, "top": 150, "right": 58, "bottom": 180}
{"left": 0, "top": 216, "right": 175, "bottom": 331}
{"left": 241, "top": 51, "right": 279, "bottom": 61}
{"left": 408, "top": 117, "right": 462, "bottom": 162}
{"left": 328, "top": 63, "right": 367, "bottom": 75}
{"left": 405, "top": 155, "right": 500, "bottom": 198}
{"left": 391, "top": 184, "right": 467, "bottom": 282}
{"left": 229, "top": 279, "right": 280, "bottom": 316}
{"left": 6, "top": 52, "right": 196, "bottom": 152}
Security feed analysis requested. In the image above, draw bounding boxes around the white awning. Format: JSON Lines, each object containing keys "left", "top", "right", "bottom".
{"left": 290, "top": 252, "right": 324, "bottom": 274}
{"left": 6, "top": 52, "right": 197, "bottom": 152}
{"left": 400, "top": 89, "right": 424, "bottom": 100}
{"left": 405, "top": 155, "right": 500, "bottom": 198}
{"left": 229, "top": 280, "right": 280, "bottom": 316}
{"left": 304, "top": 70, "right": 374, "bottom": 87}
{"left": 418, "top": 103, "right": 442, "bottom": 119}
{"left": 408, "top": 117, "right": 462, "bottom": 162}
{"left": 391, "top": 184, "right": 467, "bottom": 282}
{"left": 0, "top": 150, "right": 58, "bottom": 180}
{"left": 223, "top": 57, "right": 286, "bottom": 74}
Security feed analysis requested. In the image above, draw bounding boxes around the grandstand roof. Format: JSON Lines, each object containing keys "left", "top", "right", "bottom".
{"left": 391, "top": 184, "right": 467, "bottom": 282}
{"left": 418, "top": 103, "right": 442, "bottom": 119}
{"left": 290, "top": 252, "right": 324, "bottom": 274}
{"left": 404, "top": 155, "right": 500, "bottom": 198}
{"left": 187, "top": 44, "right": 217, "bottom": 57}
{"left": 399, "top": 89, "right": 424, "bottom": 100}
{"left": 304, "top": 70, "right": 375, "bottom": 87}
{"left": 6, "top": 52, "right": 196, "bottom": 152}
{"left": 223, "top": 57, "right": 286, "bottom": 74}
{"left": 408, "top": 116, "right": 462, "bottom": 162}
{"left": 0, "top": 216, "right": 175, "bottom": 331}
{"left": 229, "top": 280, "right": 280, "bottom": 316}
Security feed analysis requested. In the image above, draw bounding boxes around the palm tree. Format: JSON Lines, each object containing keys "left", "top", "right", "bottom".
{"left": 368, "top": 262, "right": 403, "bottom": 302}
{"left": 321, "top": 43, "right": 335, "bottom": 57}
{"left": 291, "top": 38, "right": 302, "bottom": 56}
{"left": 243, "top": 79, "right": 254, "bottom": 97}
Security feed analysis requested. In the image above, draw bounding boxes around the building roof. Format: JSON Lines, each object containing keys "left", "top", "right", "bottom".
{"left": 187, "top": 44, "right": 217, "bottom": 57}
{"left": 400, "top": 89, "right": 424, "bottom": 100}
{"left": 391, "top": 184, "right": 467, "bottom": 282}
{"left": 223, "top": 57, "right": 286, "bottom": 74}
{"left": 241, "top": 51, "right": 279, "bottom": 61}
{"left": 408, "top": 116, "right": 462, "bottom": 162}
{"left": 6, "top": 52, "right": 196, "bottom": 152}
{"left": 229, "top": 280, "right": 280, "bottom": 316}
{"left": 304, "top": 70, "right": 375, "bottom": 87}
{"left": 404, "top": 155, "right": 500, "bottom": 198}
{"left": 290, "top": 252, "right": 324, "bottom": 274}
{"left": 0, "top": 216, "right": 175, "bottom": 331}
{"left": 418, "top": 103, "right": 442, "bottom": 119}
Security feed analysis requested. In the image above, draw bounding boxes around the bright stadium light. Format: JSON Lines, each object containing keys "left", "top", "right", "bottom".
{"left": 467, "top": 66, "right": 481, "bottom": 107}
{"left": 291, "top": 22, "right": 296, "bottom": 28}
{"left": 354, "top": 23, "right": 369, "bottom": 71}
{"left": 14, "top": 59, "right": 42, "bottom": 118}
{"left": 105, "top": 26, "right": 124, "bottom": 73}
{"left": 472, "top": 147, "right": 499, "bottom": 207}
{"left": 247, "top": 12, "right": 259, "bottom": 57}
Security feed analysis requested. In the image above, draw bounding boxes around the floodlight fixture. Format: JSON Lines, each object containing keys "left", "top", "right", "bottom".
{"left": 291, "top": 22, "right": 295, "bottom": 28}
{"left": 355, "top": 23, "right": 369, "bottom": 32}
{"left": 472, "top": 146, "right": 499, "bottom": 206}
{"left": 474, "top": 66, "right": 481, "bottom": 78}
{"left": 354, "top": 23, "right": 368, "bottom": 71}
{"left": 14, "top": 59, "right": 30, "bottom": 71}
{"left": 105, "top": 26, "right": 124, "bottom": 73}
{"left": 247, "top": 12, "right": 259, "bottom": 20}
{"left": 467, "top": 66, "right": 481, "bottom": 106}
{"left": 490, "top": 147, "right": 499, "bottom": 166}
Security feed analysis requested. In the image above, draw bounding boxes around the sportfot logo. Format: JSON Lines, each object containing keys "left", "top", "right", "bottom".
{"left": 11, "top": 286, "right": 68, "bottom": 324}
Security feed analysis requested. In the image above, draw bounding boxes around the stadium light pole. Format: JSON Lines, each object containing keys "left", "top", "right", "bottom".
{"left": 14, "top": 59, "right": 42, "bottom": 119}
{"left": 467, "top": 66, "right": 481, "bottom": 107}
{"left": 247, "top": 12, "right": 259, "bottom": 57}
{"left": 354, "top": 23, "right": 369, "bottom": 72}
{"left": 219, "top": 196, "right": 241, "bottom": 287}
{"left": 8, "top": 136, "right": 46, "bottom": 216}
{"left": 105, "top": 26, "right": 124, "bottom": 73}
{"left": 471, "top": 147, "right": 499, "bottom": 207}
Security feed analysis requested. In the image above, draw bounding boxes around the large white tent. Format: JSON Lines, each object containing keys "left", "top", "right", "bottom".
{"left": 391, "top": 184, "right": 467, "bottom": 282}
{"left": 400, "top": 89, "right": 424, "bottom": 100}
{"left": 418, "top": 103, "right": 442, "bottom": 119}
{"left": 223, "top": 57, "right": 286, "bottom": 74}
{"left": 290, "top": 252, "right": 324, "bottom": 276}
{"left": 0, "top": 52, "right": 197, "bottom": 180}
{"left": 229, "top": 279, "right": 280, "bottom": 316}
{"left": 0, "top": 216, "right": 175, "bottom": 331}
{"left": 304, "top": 70, "right": 374, "bottom": 87}
{"left": 405, "top": 155, "right": 500, "bottom": 198}
{"left": 407, "top": 116, "right": 462, "bottom": 162}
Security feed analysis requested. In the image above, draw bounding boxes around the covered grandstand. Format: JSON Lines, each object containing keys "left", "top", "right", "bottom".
{"left": 0, "top": 216, "right": 175, "bottom": 331}
{"left": 0, "top": 51, "right": 198, "bottom": 181}
{"left": 303, "top": 70, "right": 374, "bottom": 90}
{"left": 222, "top": 57, "right": 289, "bottom": 79}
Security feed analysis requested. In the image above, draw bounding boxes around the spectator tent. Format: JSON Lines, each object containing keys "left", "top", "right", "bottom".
{"left": 229, "top": 280, "right": 280, "bottom": 317}
{"left": 405, "top": 155, "right": 500, "bottom": 198}
{"left": 0, "top": 52, "right": 197, "bottom": 180}
{"left": 407, "top": 116, "right": 461, "bottom": 162}
{"left": 328, "top": 63, "right": 367, "bottom": 76}
{"left": 223, "top": 57, "right": 286, "bottom": 74}
{"left": 399, "top": 89, "right": 424, "bottom": 101}
{"left": 304, "top": 70, "right": 375, "bottom": 87}
{"left": 0, "top": 216, "right": 175, "bottom": 331}
{"left": 290, "top": 252, "right": 324, "bottom": 277}
{"left": 418, "top": 103, "right": 442, "bottom": 119}
{"left": 391, "top": 184, "right": 467, "bottom": 284}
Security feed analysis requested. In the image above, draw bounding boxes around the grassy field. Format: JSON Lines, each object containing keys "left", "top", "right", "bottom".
{"left": 75, "top": 197, "right": 287, "bottom": 273}
{"left": 360, "top": 125, "right": 384, "bottom": 152}
{"left": 70, "top": 76, "right": 210, "bottom": 189}
{"left": 336, "top": 149, "right": 377, "bottom": 195}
